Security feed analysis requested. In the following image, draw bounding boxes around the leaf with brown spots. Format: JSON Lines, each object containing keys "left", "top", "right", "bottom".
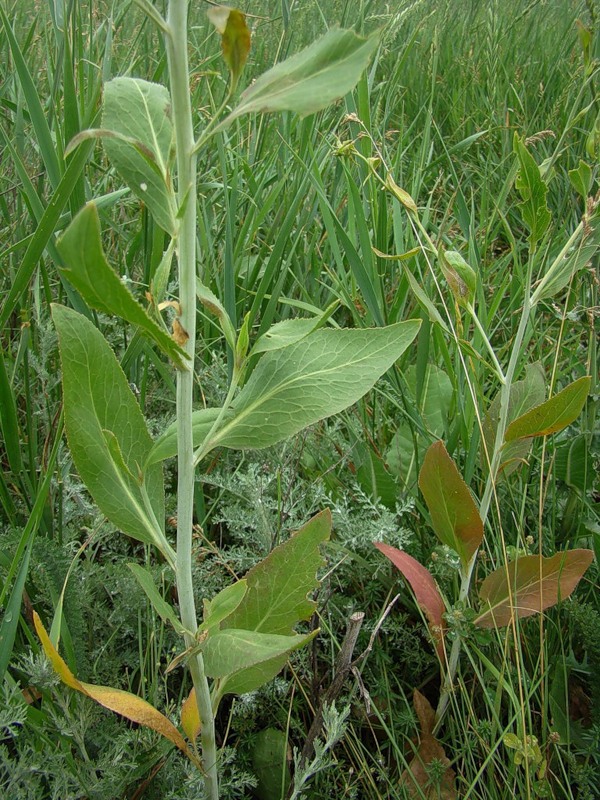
{"left": 399, "top": 690, "right": 457, "bottom": 799}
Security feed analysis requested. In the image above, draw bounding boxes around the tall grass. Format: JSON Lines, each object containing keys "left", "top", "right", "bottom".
{"left": 1, "top": 0, "right": 598, "bottom": 798}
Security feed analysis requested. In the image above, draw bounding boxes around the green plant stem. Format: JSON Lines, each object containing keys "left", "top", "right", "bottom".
{"left": 165, "top": 2, "right": 218, "bottom": 797}
{"left": 435, "top": 260, "right": 534, "bottom": 728}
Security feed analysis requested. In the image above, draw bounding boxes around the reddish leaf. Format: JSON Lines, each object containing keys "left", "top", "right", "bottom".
{"left": 418, "top": 441, "right": 483, "bottom": 566}
{"left": 375, "top": 543, "right": 445, "bottom": 658}
{"left": 399, "top": 690, "right": 457, "bottom": 799}
{"left": 474, "top": 549, "right": 594, "bottom": 628}
{"left": 505, "top": 376, "right": 591, "bottom": 441}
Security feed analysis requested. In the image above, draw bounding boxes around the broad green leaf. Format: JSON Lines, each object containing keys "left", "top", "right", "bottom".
{"left": 34, "top": 612, "right": 194, "bottom": 760}
{"left": 482, "top": 363, "right": 546, "bottom": 477}
{"left": 418, "top": 441, "right": 483, "bottom": 566}
{"left": 375, "top": 543, "right": 445, "bottom": 657}
{"left": 251, "top": 728, "right": 292, "bottom": 800}
{"left": 102, "top": 77, "right": 177, "bottom": 235}
{"left": 386, "top": 364, "right": 453, "bottom": 488}
{"left": 555, "top": 435, "right": 593, "bottom": 492}
{"left": 56, "top": 203, "right": 187, "bottom": 368}
{"left": 514, "top": 134, "right": 551, "bottom": 251}
{"left": 207, "top": 6, "right": 251, "bottom": 92}
{"left": 474, "top": 550, "right": 594, "bottom": 628}
{"left": 128, "top": 564, "right": 186, "bottom": 635}
{"left": 505, "top": 376, "right": 591, "bottom": 441}
{"left": 202, "top": 629, "right": 313, "bottom": 678}
{"left": 250, "top": 310, "right": 334, "bottom": 356}
{"left": 217, "top": 510, "right": 331, "bottom": 695}
{"left": 147, "top": 407, "right": 233, "bottom": 465}
{"left": 201, "top": 580, "right": 248, "bottom": 633}
{"left": 568, "top": 159, "right": 593, "bottom": 198}
{"left": 220, "top": 27, "right": 379, "bottom": 126}
{"left": 212, "top": 321, "right": 421, "bottom": 450}
{"left": 181, "top": 689, "right": 201, "bottom": 742}
{"left": 52, "top": 305, "right": 172, "bottom": 564}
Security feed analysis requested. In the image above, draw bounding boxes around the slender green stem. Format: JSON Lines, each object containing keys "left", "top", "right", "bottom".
{"left": 165, "top": 2, "right": 218, "bottom": 797}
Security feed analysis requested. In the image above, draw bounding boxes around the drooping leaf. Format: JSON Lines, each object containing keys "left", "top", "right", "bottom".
{"left": 418, "top": 441, "right": 483, "bottom": 566}
{"left": 514, "top": 134, "right": 551, "bottom": 251}
{"left": 216, "top": 510, "right": 331, "bottom": 696}
{"left": 102, "top": 77, "right": 177, "bottom": 235}
{"left": 202, "top": 629, "right": 314, "bottom": 678}
{"left": 207, "top": 6, "right": 251, "bottom": 92}
{"left": 51, "top": 305, "right": 172, "bottom": 564}
{"left": 213, "top": 321, "right": 421, "bottom": 450}
{"left": 56, "top": 203, "right": 187, "bottom": 368}
{"left": 181, "top": 688, "right": 201, "bottom": 743}
{"left": 505, "top": 376, "right": 591, "bottom": 441}
{"left": 33, "top": 612, "right": 193, "bottom": 759}
{"left": 374, "top": 543, "right": 445, "bottom": 658}
{"left": 220, "top": 27, "right": 380, "bottom": 126}
{"left": 399, "top": 690, "right": 457, "bottom": 799}
{"left": 474, "top": 549, "right": 594, "bottom": 628}
{"left": 481, "top": 362, "right": 546, "bottom": 477}
{"left": 128, "top": 564, "right": 186, "bottom": 635}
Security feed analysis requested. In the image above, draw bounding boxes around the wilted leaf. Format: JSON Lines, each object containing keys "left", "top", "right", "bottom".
{"left": 57, "top": 203, "right": 188, "bottom": 368}
{"left": 374, "top": 543, "right": 445, "bottom": 658}
{"left": 505, "top": 376, "right": 591, "bottom": 441}
{"left": 208, "top": 6, "right": 251, "bottom": 91}
{"left": 181, "top": 688, "right": 201, "bottom": 742}
{"left": 33, "top": 612, "right": 193, "bottom": 759}
{"left": 399, "top": 690, "right": 457, "bottom": 799}
{"left": 439, "top": 249, "right": 477, "bottom": 307}
{"left": 474, "top": 549, "right": 594, "bottom": 628}
{"left": 418, "top": 441, "right": 483, "bottom": 566}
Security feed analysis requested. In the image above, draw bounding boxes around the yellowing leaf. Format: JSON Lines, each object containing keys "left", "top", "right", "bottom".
{"left": 181, "top": 688, "right": 201, "bottom": 742}
{"left": 33, "top": 612, "right": 195, "bottom": 761}
{"left": 208, "top": 6, "right": 251, "bottom": 90}
{"left": 474, "top": 550, "right": 594, "bottom": 628}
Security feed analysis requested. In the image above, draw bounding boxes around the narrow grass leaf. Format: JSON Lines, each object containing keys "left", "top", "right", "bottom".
{"left": 504, "top": 376, "right": 591, "bottom": 441}
{"left": 33, "top": 612, "right": 193, "bottom": 757}
{"left": 474, "top": 550, "right": 594, "bottom": 628}
{"left": 220, "top": 28, "right": 380, "bottom": 125}
{"left": 127, "top": 564, "right": 186, "bottom": 635}
{"left": 213, "top": 321, "right": 420, "bottom": 450}
{"left": 374, "top": 543, "right": 445, "bottom": 658}
{"left": 0, "top": 349, "right": 22, "bottom": 474}
{"left": 57, "top": 203, "right": 188, "bottom": 368}
{"left": 418, "top": 441, "right": 483, "bottom": 566}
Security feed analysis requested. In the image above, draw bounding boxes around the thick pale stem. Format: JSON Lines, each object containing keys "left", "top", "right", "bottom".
{"left": 165, "top": 2, "right": 218, "bottom": 797}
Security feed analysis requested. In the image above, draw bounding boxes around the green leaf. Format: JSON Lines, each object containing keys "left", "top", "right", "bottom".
{"left": 568, "top": 159, "right": 593, "bottom": 198}
{"left": 56, "top": 203, "right": 187, "bottom": 368}
{"left": 220, "top": 27, "right": 380, "bottom": 126}
{"left": 514, "top": 134, "right": 551, "bottom": 251}
{"left": 0, "top": 348, "right": 22, "bottom": 474}
{"left": 482, "top": 363, "right": 546, "bottom": 477}
{"left": 386, "top": 364, "right": 453, "bottom": 488}
{"left": 251, "top": 728, "right": 292, "bottom": 800}
{"left": 52, "top": 305, "right": 172, "bottom": 564}
{"left": 474, "top": 550, "right": 594, "bottom": 628}
{"left": 504, "top": 376, "right": 591, "bottom": 441}
{"left": 212, "top": 321, "right": 421, "bottom": 450}
{"left": 148, "top": 407, "right": 233, "bottom": 465}
{"left": 201, "top": 580, "right": 248, "bottom": 633}
{"left": 251, "top": 315, "right": 330, "bottom": 356}
{"left": 555, "top": 435, "right": 593, "bottom": 492}
{"left": 216, "top": 510, "right": 331, "bottom": 696}
{"left": 418, "top": 441, "right": 483, "bottom": 567}
{"left": 207, "top": 6, "right": 251, "bottom": 92}
{"left": 102, "top": 77, "right": 177, "bottom": 235}
{"left": 202, "top": 629, "right": 313, "bottom": 678}
{"left": 128, "top": 564, "right": 186, "bottom": 635}
{"left": 439, "top": 249, "right": 477, "bottom": 307}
